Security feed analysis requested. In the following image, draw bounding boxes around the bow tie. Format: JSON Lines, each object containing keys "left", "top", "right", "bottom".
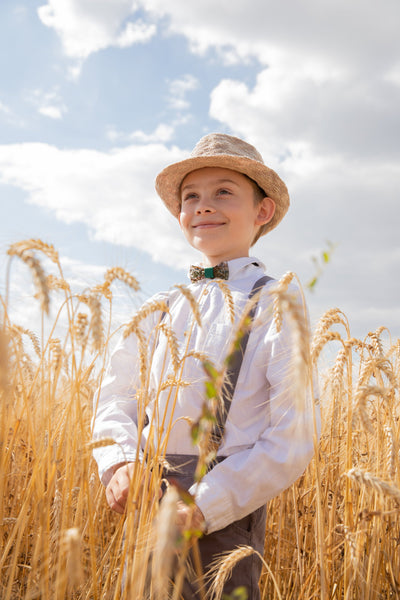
{"left": 189, "top": 262, "right": 229, "bottom": 283}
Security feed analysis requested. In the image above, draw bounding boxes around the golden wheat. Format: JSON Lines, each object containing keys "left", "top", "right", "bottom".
{"left": 123, "top": 299, "right": 169, "bottom": 339}
{"left": 174, "top": 284, "right": 202, "bottom": 326}
{"left": 346, "top": 468, "right": 400, "bottom": 502}
{"left": 206, "top": 546, "right": 255, "bottom": 600}
{"left": 1, "top": 241, "right": 400, "bottom": 600}
{"left": 7, "top": 239, "right": 59, "bottom": 265}
{"left": 8, "top": 248, "right": 50, "bottom": 315}
{"left": 104, "top": 266, "right": 140, "bottom": 292}
{"left": 151, "top": 485, "right": 179, "bottom": 600}
{"left": 215, "top": 280, "right": 235, "bottom": 324}
{"left": 271, "top": 271, "right": 295, "bottom": 333}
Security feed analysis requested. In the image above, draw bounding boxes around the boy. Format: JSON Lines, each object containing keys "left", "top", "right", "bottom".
{"left": 92, "top": 133, "right": 317, "bottom": 599}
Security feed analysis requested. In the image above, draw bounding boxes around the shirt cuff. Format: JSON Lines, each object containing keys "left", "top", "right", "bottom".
{"left": 188, "top": 479, "right": 235, "bottom": 534}
{"left": 94, "top": 447, "right": 143, "bottom": 486}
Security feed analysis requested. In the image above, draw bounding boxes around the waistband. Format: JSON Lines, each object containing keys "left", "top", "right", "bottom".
{"left": 163, "top": 454, "right": 226, "bottom": 490}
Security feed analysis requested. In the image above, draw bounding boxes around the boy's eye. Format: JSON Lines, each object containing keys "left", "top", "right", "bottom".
{"left": 182, "top": 192, "right": 198, "bottom": 202}
{"left": 217, "top": 188, "right": 231, "bottom": 195}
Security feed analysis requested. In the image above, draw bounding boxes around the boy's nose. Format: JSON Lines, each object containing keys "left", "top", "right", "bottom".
{"left": 195, "top": 198, "right": 215, "bottom": 214}
{"left": 196, "top": 206, "right": 214, "bottom": 214}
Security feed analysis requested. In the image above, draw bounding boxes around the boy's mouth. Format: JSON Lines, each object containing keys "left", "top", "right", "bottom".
{"left": 193, "top": 221, "right": 225, "bottom": 229}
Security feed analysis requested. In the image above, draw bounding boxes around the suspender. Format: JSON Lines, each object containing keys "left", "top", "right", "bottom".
{"left": 210, "top": 275, "right": 273, "bottom": 449}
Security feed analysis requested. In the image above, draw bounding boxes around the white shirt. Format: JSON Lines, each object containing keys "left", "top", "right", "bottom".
{"left": 92, "top": 257, "right": 318, "bottom": 533}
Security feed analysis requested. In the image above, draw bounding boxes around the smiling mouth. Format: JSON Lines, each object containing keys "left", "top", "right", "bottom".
{"left": 193, "top": 222, "right": 225, "bottom": 229}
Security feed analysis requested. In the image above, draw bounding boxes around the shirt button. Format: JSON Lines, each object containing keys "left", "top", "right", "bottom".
{"left": 203, "top": 289, "right": 209, "bottom": 295}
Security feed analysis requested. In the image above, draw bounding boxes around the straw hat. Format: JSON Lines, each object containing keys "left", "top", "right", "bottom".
{"left": 155, "top": 133, "right": 290, "bottom": 235}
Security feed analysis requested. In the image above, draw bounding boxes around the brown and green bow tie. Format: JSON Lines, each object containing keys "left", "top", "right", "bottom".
{"left": 189, "top": 262, "right": 229, "bottom": 283}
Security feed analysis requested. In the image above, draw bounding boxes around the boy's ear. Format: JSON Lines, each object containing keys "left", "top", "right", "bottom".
{"left": 255, "top": 197, "right": 276, "bottom": 225}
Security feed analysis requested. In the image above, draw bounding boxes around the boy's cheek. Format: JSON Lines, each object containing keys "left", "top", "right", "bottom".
{"left": 178, "top": 211, "right": 190, "bottom": 231}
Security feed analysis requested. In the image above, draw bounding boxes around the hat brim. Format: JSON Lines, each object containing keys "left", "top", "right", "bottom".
{"left": 155, "top": 154, "right": 290, "bottom": 234}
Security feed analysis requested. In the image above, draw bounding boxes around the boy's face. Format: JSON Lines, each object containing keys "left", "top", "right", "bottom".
{"left": 178, "top": 167, "right": 275, "bottom": 266}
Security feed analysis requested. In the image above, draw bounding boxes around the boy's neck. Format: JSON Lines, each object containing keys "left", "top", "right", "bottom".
{"left": 201, "top": 252, "right": 250, "bottom": 268}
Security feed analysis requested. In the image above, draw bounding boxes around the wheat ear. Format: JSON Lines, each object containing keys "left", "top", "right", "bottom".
{"left": 151, "top": 485, "right": 179, "bottom": 600}
{"left": 206, "top": 546, "right": 255, "bottom": 600}
{"left": 104, "top": 266, "right": 140, "bottom": 291}
{"left": 347, "top": 468, "right": 400, "bottom": 502}
{"left": 8, "top": 248, "right": 50, "bottom": 314}
{"left": 124, "top": 300, "right": 169, "bottom": 339}
{"left": 353, "top": 384, "right": 388, "bottom": 434}
{"left": 63, "top": 527, "right": 84, "bottom": 589}
{"left": 272, "top": 271, "right": 295, "bottom": 332}
{"left": 174, "top": 284, "right": 202, "bottom": 326}
{"left": 215, "top": 280, "right": 235, "bottom": 323}
{"left": 311, "top": 330, "right": 343, "bottom": 364}
{"left": 157, "top": 323, "right": 181, "bottom": 372}
{"left": 7, "top": 238, "right": 59, "bottom": 264}
{"left": 79, "top": 293, "right": 104, "bottom": 352}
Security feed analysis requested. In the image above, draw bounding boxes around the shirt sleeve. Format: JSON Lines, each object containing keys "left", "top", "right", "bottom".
{"left": 91, "top": 331, "right": 142, "bottom": 485}
{"left": 189, "top": 290, "right": 320, "bottom": 534}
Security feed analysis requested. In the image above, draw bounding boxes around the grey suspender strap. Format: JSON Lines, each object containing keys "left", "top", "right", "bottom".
{"left": 210, "top": 275, "right": 274, "bottom": 449}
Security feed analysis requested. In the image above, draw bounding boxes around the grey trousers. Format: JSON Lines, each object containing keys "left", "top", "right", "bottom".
{"left": 165, "top": 455, "right": 266, "bottom": 600}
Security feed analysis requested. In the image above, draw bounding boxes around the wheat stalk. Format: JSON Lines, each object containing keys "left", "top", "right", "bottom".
{"left": 0, "top": 329, "right": 8, "bottom": 392}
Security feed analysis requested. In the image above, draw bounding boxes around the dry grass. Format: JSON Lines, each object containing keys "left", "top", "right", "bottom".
{"left": 1, "top": 240, "right": 399, "bottom": 599}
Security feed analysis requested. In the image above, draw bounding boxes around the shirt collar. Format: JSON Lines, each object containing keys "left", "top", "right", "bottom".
{"left": 226, "top": 256, "right": 266, "bottom": 280}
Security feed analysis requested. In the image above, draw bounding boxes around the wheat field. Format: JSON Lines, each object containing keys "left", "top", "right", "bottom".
{"left": 1, "top": 240, "right": 399, "bottom": 599}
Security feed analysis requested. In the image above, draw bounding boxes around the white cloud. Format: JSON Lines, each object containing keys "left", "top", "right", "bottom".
{"left": 28, "top": 88, "right": 67, "bottom": 120}
{"left": 37, "top": 0, "right": 156, "bottom": 61}
{"left": 0, "top": 141, "right": 198, "bottom": 269}
{"left": 38, "top": 105, "right": 64, "bottom": 120}
{"left": 211, "top": 75, "right": 399, "bottom": 164}
{"left": 115, "top": 19, "right": 156, "bottom": 48}
{"left": 107, "top": 124, "right": 175, "bottom": 144}
{"left": 144, "top": 0, "right": 400, "bottom": 72}
{"left": 0, "top": 100, "right": 12, "bottom": 116}
{"left": 167, "top": 75, "right": 199, "bottom": 111}
{"left": 0, "top": 100, "right": 25, "bottom": 127}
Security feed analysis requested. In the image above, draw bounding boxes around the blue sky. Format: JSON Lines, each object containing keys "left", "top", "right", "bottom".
{"left": 1, "top": 0, "right": 399, "bottom": 340}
